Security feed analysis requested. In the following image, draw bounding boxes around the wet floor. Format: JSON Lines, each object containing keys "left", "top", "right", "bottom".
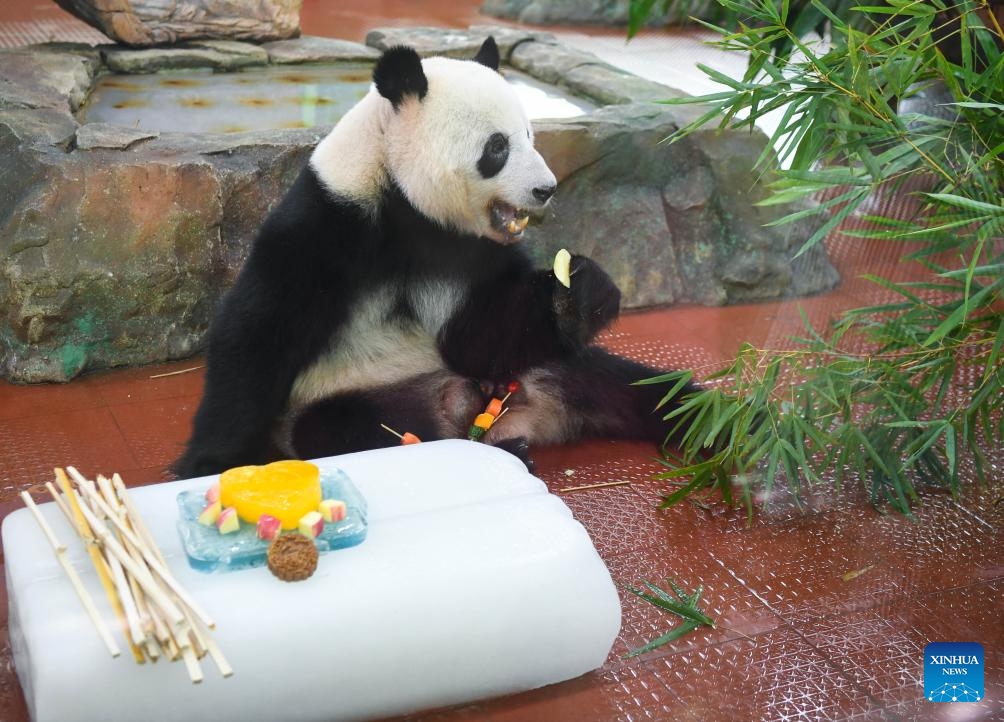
{"left": 1, "top": 1, "right": 1002, "bottom": 721}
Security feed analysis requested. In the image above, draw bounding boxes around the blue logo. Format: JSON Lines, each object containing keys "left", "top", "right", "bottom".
{"left": 925, "top": 642, "right": 984, "bottom": 702}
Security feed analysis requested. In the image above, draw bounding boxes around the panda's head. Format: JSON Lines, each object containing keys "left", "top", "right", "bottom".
{"left": 372, "top": 38, "right": 557, "bottom": 244}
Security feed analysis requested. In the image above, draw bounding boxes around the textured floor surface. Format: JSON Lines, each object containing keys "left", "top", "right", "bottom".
{"left": 1, "top": 2, "right": 1002, "bottom": 721}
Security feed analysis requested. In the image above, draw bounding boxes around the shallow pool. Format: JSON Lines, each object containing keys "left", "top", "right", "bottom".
{"left": 78, "top": 64, "right": 595, "bottom": 133}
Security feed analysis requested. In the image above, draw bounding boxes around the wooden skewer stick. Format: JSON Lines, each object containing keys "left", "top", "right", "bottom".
{"left": 19, "top": 491, "right": 121, "bottom": 658}
{"left": 380, "top": 423, "right": 404, "bottom": 439}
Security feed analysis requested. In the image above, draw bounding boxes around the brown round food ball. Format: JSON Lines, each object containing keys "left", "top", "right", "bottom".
{"left": 266, "top": 533, "right": 319, "bottom": 582}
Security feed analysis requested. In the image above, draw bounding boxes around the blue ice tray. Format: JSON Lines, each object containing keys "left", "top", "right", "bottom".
{"left": 176, "top": 467, "right": 368, "bottom": 573}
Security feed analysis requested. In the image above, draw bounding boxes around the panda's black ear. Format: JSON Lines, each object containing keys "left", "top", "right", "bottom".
{"left": 473, "top": 36, "right": 501, "bottom": 73}
{"left": 373, "top": 46, "right": 428, "bottom": 110}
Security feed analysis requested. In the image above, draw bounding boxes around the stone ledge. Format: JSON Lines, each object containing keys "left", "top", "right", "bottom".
{"left": 364, "top": 25, "right": 551, "bottom": 61}
{"left": 263, "top": 36, "right": 379, "bottom": 64}
{"left": 103, "top": 40, "right": 270, "bottom": 73}
{"left": 0, "top": 47, "right": 98, "bottom": 112}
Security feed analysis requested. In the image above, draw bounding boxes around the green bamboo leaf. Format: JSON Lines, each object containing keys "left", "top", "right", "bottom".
{"left": 627, "top": 0, "right": 658, "bottom": 39}
{"left": 625, "top": 588, "right": 716, "bottom": 626}
{"left": 624, "top": 621, "right": 701, "bottom": 658}
{"left": 924, "top": 193, "right": 1004, "bottom": 215}
{"left": 984, "top": 317, "right": 1004, "bottom": 382}
{"left": 658, "top": 471, "right": 711, "bottom": 507}
{"left": 923, "top": 282, "right": 999, "bottom": 347}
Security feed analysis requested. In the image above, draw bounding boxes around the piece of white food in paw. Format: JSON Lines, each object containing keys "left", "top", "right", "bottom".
{"left": 553, "top": 248, "right": 572, "bottom": 288}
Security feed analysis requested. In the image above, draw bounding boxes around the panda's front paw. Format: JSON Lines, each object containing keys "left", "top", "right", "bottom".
{"left": 491, "top": 436, "right": 535, "bottom": 473}
{"left": 553, "top": 255, "right": 621, "bottom": 345}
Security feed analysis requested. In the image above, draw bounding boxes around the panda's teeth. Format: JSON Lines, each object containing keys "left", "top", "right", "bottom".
{"left": 515, "top": 216, "right": 530, "bottom": 232}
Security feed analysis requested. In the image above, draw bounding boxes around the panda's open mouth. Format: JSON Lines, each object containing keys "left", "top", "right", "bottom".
{"left": 489, "top": 201, "right": 530, "bottom": 243}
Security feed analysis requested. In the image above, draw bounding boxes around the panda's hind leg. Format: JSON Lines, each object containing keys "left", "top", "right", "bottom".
{"left": 290, "top": 370, "right": 484, "bottom": 459}
{"left": 483, "top": 347, "right": 699, "bottom": 452}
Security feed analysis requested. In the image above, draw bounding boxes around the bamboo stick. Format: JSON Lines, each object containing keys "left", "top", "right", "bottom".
{"left": 104, "top": 539, "right": 147, "bottom": 648}
{"left": 19, "top": 492, "right": 121, "bottom": 657}
{"left": 87, "top": 474, "right": 149, "bottom": 649}
{"left": 111, "top": 473, "right": 165, "bottom": 567}
{"left": 52, "top": 470, "right": 130, "bottom": 635}
{"left": 43, "top": 482, "right": 73, "bottom": 525}
{"left": 559, "top": 480, "right": 632, "bottom": 493}
{"left": 148, "top": 365, "right": 203, "bottom": 379}
{"left": 179, "top": 642, "right": 204, "bottom": 684}
{"left": 69, "top": 470, "right": 216, "bottom": 630}
{"left": 46, "top": 479, "right": 147, "bottom": 664}
{"left": 194, "top": 617, "right": 234, "bottom": 678}
{"left": 74, "top": 499, "right": 188, "bottom": 632}
{"left": 45, "top": 466, "right": 230, "bottom": 679}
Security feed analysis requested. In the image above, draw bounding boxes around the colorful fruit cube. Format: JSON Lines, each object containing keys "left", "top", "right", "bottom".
{"left": 205, "top": 484, "right": 221, "bottom": 504}
{"left": 197, "top": 500, "right": 222, "bottom": 526}
{"left": 216, "top": 506, "right": 240, "bottom": 534}
{"left": 298, "top": 511, "right": 324, "bottom": 539}
{"left": 256, "top": 513, "right": 282, "bottom": 541}
{"left": 319, "top": 499, "right": 347, "bottom": 523}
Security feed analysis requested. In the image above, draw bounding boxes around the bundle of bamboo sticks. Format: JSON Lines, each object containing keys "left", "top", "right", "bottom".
{"left": 19, "top": 467, "right": 232, "bottom": 684}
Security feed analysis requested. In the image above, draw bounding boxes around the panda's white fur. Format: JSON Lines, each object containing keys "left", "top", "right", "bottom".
{"left": 286, "top": 278, "right": 467, "bottom": 408}
{"left": 311, "top": 55, "right": 555, "bottom": 242}
{"left": 290, "top": 53, "right": 554, "bottom": 416}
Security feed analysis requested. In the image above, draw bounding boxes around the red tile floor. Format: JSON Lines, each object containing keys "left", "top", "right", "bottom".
{"left": 1, "top": 2, "right": 1003, "bottom": 721}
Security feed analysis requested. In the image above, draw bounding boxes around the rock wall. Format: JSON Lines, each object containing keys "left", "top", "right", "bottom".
{"left": 52, "top": 0, "right": 303, "bottom": 46}
{"left": 0, "top": 40, "right": 354, "bottom": 382}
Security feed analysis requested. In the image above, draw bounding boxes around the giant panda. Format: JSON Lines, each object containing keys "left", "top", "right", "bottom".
{"left": 173, "top": 37, "right": 699, "bottom": 479}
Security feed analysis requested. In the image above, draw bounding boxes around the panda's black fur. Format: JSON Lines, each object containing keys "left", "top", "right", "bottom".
{"left": 173, "top": 38, "right": 699, "bottom": 479}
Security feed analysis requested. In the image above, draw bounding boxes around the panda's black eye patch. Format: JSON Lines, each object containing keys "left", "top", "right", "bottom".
{"left": 477, "top": 132, "right": 510, "bottom": 179}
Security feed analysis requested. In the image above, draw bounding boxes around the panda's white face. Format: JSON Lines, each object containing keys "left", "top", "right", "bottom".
{"left": 382, "top": 56, "right": 557, "bottom": 243}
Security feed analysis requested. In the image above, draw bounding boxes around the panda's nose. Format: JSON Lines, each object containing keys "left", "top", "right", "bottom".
{"left": 532, "top": 185, "right": 556, "bottom": 204}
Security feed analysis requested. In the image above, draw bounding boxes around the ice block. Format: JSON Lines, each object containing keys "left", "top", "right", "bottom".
{"left": 3, "top": 440, "right": 621, "bottom": 722}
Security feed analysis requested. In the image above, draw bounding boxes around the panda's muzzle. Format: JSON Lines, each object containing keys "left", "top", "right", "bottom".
{"left": 489, "top": 200, "right": 531, "bottom": 243}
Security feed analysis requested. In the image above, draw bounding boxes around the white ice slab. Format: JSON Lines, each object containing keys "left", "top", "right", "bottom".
{"left": 3, "top": 440, "right": 621, "bottom": 722}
